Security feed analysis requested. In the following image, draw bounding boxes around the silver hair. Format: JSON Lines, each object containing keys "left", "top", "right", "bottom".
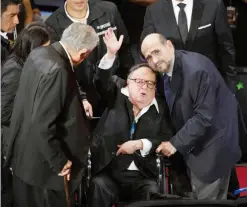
{"left": 60, "top": 23, "right": 99, "bottom": 52}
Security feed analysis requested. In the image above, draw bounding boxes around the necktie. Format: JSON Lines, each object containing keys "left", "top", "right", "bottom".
{"left": 163, "top": 74, "right": 172, "bottom": 111}
{"left": 130, "top": 121, "right": 136, "bottom": 140}
{"left": 178, "top": 3, "right": 188, "bottom": 44}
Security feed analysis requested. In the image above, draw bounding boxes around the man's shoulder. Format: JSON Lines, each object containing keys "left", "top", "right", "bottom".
{"left": 147, "top": 0, "right": 166, "bottom": 11}
{"left": 26, "top": 46, "right": 62, "bottom": 75}
{"left": 90, "top": 0, "right": 118, "bottom": 13}
{"left": 45, "top": 6, "right": 66, "bottom": 25}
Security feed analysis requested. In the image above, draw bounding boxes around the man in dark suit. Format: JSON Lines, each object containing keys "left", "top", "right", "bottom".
{"left": 141, "top": 33, "right": 241, "bottom": 199}
{"left": 89, "top": 29, "right": 172, "bottom": 207}
{"left": 1, "top": 0, "right": 20, "bottom": 64}
{"left": 141, "top": 0, "right": 237, "bottom": 93}
{"left": 4, "top": 23, "right": 99, "bottom": 207}
{"left": 45, "top": 0, "right": 133, "bottom": 119}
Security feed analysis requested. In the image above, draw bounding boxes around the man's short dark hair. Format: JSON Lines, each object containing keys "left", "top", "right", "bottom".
{"left": 128, "top": 63, "right": 157, "bottom": 79}
{"left": 1, "top": 0, "right": 21, "bottom": 14}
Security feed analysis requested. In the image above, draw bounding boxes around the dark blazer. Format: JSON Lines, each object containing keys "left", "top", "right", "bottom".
{"left": 1, "top": 36, "right": 10, "bottom": 65}
{"left": 1, "top": 55, "right": 24, "bottom": 156}
{"left": 141, "top": 0, "right": 236, "bottom": 91}
{"left": 4, "top": 43, "right": 90, "bottom": 193}
{"left": 91, "top": 68, "right": 173, "bottom": 177}
{"left": 45, "top": 1, "right": 133, "bottom": 115}
{"left": 156, "top": 50, "right": 241, "bottom": 183}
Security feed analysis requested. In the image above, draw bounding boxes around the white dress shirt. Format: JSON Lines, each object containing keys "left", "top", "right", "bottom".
{"left": 172, "top": 0, "right": 193, "bottom": 31}
{"left": 98, "top": 55, "right": 159, "bottom": 171}
{"left": 64, "top": 2, "right": 89, "bottom": 24}
{"left": 0, "top": 31, "right": 8, "bottom": 40}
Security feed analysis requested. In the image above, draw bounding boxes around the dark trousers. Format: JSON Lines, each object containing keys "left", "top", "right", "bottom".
{"left": 88, "top": 170, "right": 159, "bottom": 207}
{"left": 12, "top": 175, "right": 68, "bottom": 207}
{"left": 1, "top": 165, "right": 13, "bottom": 207}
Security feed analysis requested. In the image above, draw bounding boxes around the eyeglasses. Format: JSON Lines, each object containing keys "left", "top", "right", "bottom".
{"left": 128, "top": 78, "right": 156, "bottom": 89}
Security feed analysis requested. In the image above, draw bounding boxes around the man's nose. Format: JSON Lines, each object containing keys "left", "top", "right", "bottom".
{"left": 152, "top": 56, "right": 159, "bottom": 64}
{"left": 141, "top": 82, "right": 148, "bottom": 89}
{"left": 14, "top": 15, "right": 19, "bottom": 25}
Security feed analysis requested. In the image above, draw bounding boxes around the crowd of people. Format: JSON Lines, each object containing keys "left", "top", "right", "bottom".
{"left": 1, "top": 0, "right": 246, "bottom": 207}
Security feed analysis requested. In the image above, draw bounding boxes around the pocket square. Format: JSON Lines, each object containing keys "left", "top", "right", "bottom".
{"left": 198, "top": 24, "right": 211, "bottom": 30}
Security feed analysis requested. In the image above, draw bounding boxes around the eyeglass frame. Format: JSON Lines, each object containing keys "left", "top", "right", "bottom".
{"left": 128, "top": 78, "right": 156, "bottom": 89}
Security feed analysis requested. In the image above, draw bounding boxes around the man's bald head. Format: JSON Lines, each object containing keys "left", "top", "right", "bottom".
{"left": 141, "top": 33, "right": 167, "bottom": 54}
{"left": 141, "top": 33, "right": 175, "bottom": 74}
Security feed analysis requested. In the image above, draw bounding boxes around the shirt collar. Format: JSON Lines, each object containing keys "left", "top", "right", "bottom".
{"left": 59, "top": 41, "right": 74, "bottom": 72}
{"left": 64, "top": 1, "right": 89, "bottom": 24}
{"left": 120, "top": 87, "right": 159, "bottom": 116}
{"left": 172, "top": 0, "right": 190, "bottom": 8}
{"left": 0, "top": 31, "right": 8, "bottom": 40}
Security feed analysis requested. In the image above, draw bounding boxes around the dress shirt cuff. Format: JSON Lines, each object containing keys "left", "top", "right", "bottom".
{"left": 170, "top": 143, "right": 177, "bottom": 154}
{"left": 140, "top": 139, "right": 152, "bottom": 157}
{"left": 98, "top": 54, "right": 116, "bottom": 70}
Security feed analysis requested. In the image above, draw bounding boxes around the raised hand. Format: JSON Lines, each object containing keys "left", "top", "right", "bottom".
{"left": 103, "top": 27, "right": 124, "bottom": 58}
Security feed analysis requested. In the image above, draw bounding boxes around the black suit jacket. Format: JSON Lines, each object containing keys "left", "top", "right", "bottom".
{"left": 141, "top": 0, "right": 236, "bottom": 92}
{"left": 91, "top": 68, "right": 173, "bottom": 178}
{"left": 1, "top": 55, "right": 24, "bottom": 156}
{"left": 157, "top": 50, "right": 241, "bottom": 183}
{"left": 1, "top": 36, "right": 10, "bottom": 65}
{"left": 4, "top": 43, "right": 90, "bottom": 192}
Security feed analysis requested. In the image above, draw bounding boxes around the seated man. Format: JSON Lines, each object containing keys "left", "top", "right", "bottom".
{"left": 89, "top": 29, "right": 172, "bottom": 207}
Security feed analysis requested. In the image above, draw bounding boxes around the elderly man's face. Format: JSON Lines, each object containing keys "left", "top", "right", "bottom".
{"left": 127, "top": 66, "right": 156, "bottom": 109}
{"left": 142, "top": 36, "right": 174, "bottom": 74}
{"left": 67, "top": 0, "right": 88, "bottom": 12}
{"left": 1, "top": 4, "right": 19, "bottom": 33}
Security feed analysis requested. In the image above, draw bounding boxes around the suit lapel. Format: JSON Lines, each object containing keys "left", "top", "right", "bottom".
{"left": 186, "top": 0, "right": 204, "bottom": 49}
{"left": 169, "top": 51, "right": 183, "bottom": 115}
{"left": 155, "top": 0, "right": 182, "bottom": 45}
{"left": 125, "top": 98, "right": 134, "bottom": 126}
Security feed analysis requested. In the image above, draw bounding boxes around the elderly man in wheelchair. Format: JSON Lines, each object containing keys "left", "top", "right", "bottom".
{"left": 87, "top": 28, "right": 173, "bottom": 207}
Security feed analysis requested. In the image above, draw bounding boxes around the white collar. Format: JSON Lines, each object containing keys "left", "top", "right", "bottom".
{"left": 0, "top": 31, "right": 8, "bottom": 40}
{"left": 121, "top": 87, "right": 159, "bottom": 122}
{"left": 64, "top": 1, "right": 89, "bottom": 24}
{"left": 167, "top": 55, "right": 175, "bottom": 78}
{"left": 59, "top": 41, "right": 74, "bottom": 72}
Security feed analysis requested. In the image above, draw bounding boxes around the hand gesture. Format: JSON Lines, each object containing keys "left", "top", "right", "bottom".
{"left": 156, "top": 142, "right": 176, "bottom": 157}
{"left": 58, "top": 160, "right": 72, "bottom": 181}
{"left": 103, "top": 28, "right": 124, "bottom": 58}
{"left": 82, "top": 99, "right": 93, "bottom": 117}
{"left": 116, "top": 140, "right": 142, "bottom": 156}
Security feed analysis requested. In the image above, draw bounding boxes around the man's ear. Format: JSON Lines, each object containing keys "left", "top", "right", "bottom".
{"left": 79, "top": 48, "right": 90, "bottom": 60}
{"left": 166, "top": 40, "right": 173, "bottom": 48}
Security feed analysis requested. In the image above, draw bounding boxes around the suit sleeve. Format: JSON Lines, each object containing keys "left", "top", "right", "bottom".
{"left": 140, "top": 7, "right": 156, "bottom": 43}
{"left": 113, "top": 4, "right": 134, "bottom": 78}
{"left": 31, "top": 68, "right": 68, "bottom": 173}
{"left": 1, "top": 67, "right": 22, "bottom": 126}
{"left": 95, "top": 59, "right": 125, "bottom": 108}
{"left": 170, "top": 70, "right": 216, "bottom": 156}
{"left": 145, "top": 108, "right": 173, "bottom": 155}
{"left": 215, "top": 0, "right": 236, "bottom": 92}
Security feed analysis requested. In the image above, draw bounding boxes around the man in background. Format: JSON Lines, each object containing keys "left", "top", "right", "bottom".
{"left": 1, "top": 0, "right": 20, "bottom": 63}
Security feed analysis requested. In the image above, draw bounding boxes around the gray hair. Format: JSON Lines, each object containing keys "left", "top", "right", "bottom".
{"left": 60, "top": 23, "right": 99, "bottom": 52}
